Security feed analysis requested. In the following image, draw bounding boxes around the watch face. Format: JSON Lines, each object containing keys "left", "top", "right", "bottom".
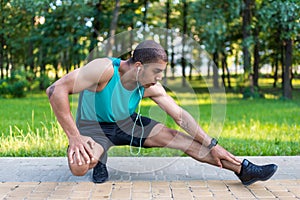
{"left": 209, "top": 138, "right": 218, "bottom": 149}
{"left": 213, "top": 138, "right": 217, "bottom": 145}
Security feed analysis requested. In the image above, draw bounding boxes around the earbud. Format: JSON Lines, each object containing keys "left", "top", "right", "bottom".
{"left": 136, "top": 67, "right": 140, "bottom": 82}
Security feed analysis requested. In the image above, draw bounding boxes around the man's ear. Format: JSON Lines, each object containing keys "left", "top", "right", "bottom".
{"left": 134, "top": 61, "right": 143, "bottom": 71}
{"left": 134, "top": 61, "right": 142, "bottom": 67}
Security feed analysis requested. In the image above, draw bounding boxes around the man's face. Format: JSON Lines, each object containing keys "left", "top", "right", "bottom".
{"left": 139, "top": 61, "right": 167, "bottom": 88}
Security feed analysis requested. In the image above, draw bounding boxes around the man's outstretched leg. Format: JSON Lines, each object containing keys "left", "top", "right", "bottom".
{"left": 143, "top": 124, "right": 278, "bottom": 186}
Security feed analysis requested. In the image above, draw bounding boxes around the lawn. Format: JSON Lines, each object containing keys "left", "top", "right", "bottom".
{"left": 0, "top": 77, "right": 299, "bottom": 157}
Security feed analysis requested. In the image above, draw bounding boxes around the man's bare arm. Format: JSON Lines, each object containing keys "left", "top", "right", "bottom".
{"left": 145, "top": 83, "right": 212, "bottom": 147}
{"left": 146, "top": 83, "right": 241, "bottom": 167}
{"left": 46, "top": 58, "right": 113, "bottom": 165}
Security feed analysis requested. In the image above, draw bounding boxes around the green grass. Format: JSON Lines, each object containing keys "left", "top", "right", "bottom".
{"left": 0, "top": 93, "right": 68, "bottom": 156}
{"left": 0, "top": 77, "right": 299, "bottom": 157}
{"left": 219, "top": 96, "right": 299, "bottom": 156}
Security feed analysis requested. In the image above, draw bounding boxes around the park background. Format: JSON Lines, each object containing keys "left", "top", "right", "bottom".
{"left": 0, "top": 0, "right": 299, "bottom": 157}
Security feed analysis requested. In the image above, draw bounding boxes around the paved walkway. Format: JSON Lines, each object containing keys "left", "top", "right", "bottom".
{"left": 0, "top": 156, "right": 299, "bottom": 199}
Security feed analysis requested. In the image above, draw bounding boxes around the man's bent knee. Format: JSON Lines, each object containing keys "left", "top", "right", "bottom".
{"left": 69, "top": 163, "right": 90, "bottom": 176}
{"left": 69, "top": 157, "right": 99, "bottom": 176}
{"left": 67, "top": 141, "right": 104, "bottom": 176}
{"left": 68, "top": 150, "right": 89, "bottom": 176}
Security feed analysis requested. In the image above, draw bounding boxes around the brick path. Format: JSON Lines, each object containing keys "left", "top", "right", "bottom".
{"left": 1, "top": 156, "right": 299, "bottom": 199}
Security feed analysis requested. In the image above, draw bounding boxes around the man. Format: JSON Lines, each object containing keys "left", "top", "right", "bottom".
{"left": 47, "top": 40, "right": 277, "bottom": 185}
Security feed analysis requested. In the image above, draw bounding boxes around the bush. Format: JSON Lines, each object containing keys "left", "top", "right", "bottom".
{"left": 37, "top": 74, "right": 51, "bottom": 90}
{"left": 28, "top": 74, "right": 51, "bottom": 91}
{"left": 0, "top": 70, "right": 29, "bottom": 98}
{"left": 0, "top": 70, "right": 53, "bottom": 98}
{"left": 243, "top": 86, "right": 265, "bottom": 99}
{"left": 0, "top": 80, "right": 9, "bottom": 96}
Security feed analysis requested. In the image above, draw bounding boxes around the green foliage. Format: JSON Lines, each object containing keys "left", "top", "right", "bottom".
{"left": 0, "top": 80, "right": 9, "bottom": 95}
{"left": 242, "top": 86, "right": 264, "bottom": 99}
{"left": 259, "top": 0, "right": 300, "bottom": 40}
{"left": 0, "top": 70, "right": 29, "bottom": 98}
{"left": 0, "top": 70, "right": 51, "bottom": 98}
{"left": 190, "top": 0, "right": 242, "bottom": 53}
{"left": 35, "top": 74, "right": 52, "bottom": 90}
{"left": 1, "top": 0, "right": 299, "bottom": 79}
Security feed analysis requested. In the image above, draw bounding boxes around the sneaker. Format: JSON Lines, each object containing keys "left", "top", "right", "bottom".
{"left": 236, "top": 159, "right": 278, "bottom": 186}
{"left": 92, "top": 162, "right": 109, "bottom": 183}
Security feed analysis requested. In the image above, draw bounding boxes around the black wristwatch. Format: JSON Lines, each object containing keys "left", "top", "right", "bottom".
{"left": 208, "top": 138, "right": 218, "bottom": 149}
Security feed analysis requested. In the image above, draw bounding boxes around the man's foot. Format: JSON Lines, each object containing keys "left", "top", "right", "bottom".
{"left": 92, "top": 162, "right": 108, "bottom": 183}
{"left": 236, "top": 159, "right": 278, "bottom": 186}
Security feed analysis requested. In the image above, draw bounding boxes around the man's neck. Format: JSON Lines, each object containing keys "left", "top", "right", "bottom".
{"left": 119, "top": 60, "right": 137, "bottom": 90}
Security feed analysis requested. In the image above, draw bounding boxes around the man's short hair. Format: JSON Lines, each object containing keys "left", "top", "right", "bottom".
{"left": 131, "top": 40, "right": 168, "bottom": 64}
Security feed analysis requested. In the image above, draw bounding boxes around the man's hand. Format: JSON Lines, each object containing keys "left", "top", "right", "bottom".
{"left": 67, "top": 135, "right": 97, "bottom": 166}
{"left": 210, "top": 145, "right": 242, "bottom": 168}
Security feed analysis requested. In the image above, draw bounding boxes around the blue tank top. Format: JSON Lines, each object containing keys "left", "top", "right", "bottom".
{"left": 77, "top": 58, "right": 145, "bottom": 122}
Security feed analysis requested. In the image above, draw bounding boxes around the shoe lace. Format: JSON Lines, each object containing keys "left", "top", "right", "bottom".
{"left": 248, "top": 163, "right": 263, "bottom": 174}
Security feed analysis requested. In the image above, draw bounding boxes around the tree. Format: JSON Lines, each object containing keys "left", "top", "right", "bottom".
{"left": 242, "top": 0, "right": 253, "bottom": 79}
{"left": 107, "top": 0, "right": 120, "bottom": 57}
{"left": 190, "top": 0, "right": 241, "bottom": 89}
{"left": 1, "top": 0, "right": 299, "bottom": 98}
{"left": 0, "top": 0, "right": 9, "bottom": 79}
{"left": 259, "top": 0, "right": 300, "bottom": 99}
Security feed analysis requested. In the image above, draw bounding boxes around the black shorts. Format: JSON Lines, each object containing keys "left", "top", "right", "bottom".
{"left": 77, "top": 113, "right": 159, "bottom": 151}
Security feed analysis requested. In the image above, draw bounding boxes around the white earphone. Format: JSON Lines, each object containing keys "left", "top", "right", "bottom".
{"left": 131, "top": 65, "right": 144, "bottom": 156}
{"left": 136, "top": 67, "right": 141, "bottom": 81}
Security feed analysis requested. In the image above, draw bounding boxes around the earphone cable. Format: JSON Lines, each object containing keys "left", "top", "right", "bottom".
{"left": 130, "top": 72, "right": 144, "bottom": 156}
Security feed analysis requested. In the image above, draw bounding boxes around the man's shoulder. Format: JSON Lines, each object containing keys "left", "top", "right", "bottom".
{"left": 77, "top": 58, "right": 114, "bottom": 88}
{"left": 89, "top": 58, "right": 113, "bottom": 67}
{"left": 84, "top": 58, "right": 114, "bottom": 73}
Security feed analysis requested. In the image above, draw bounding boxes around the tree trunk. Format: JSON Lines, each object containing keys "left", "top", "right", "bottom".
{"left": 222, "top": 52, "right": 231, "bottom": 88}
{"left": 213, "top": 52, "right": 219, "bottom": 89}
{"left": 273, "top": 28, "right": 281, "bottom": 88}
{"left": 253, "top": 27, "right": 259, "bottom": 88}
{"left": 28, "top": 16, "right": 35, "bottom": 73}
{"left": 273, "top": 55, "right": 278, "bottom": 88}
{"left": 242, "top": 0, "right": 252, "bottom": 79}
{"left": 107, "top": 0, "right": 120, "bottom": 57}
{"left": 129, "top": 0, "right": 134, "bottom": 53}
{"left": 221, "top": 53, "right": 226, "bottom": 87}
{"left": 6, "top": 53, "right": 10, "bottom": 78}
{"left": 8, "top": 50, "right": 13, "bottom": 75}
{"left": 181, "top": 0, "right": 187, "bottom": 87}
{"left": 281, "top": 41, "right": 285, "bottom": 89}
{"left": 88, "top": 0, "right": 102, "bottom": 61}
{"left": 0, "top": 28, "right": 4, "bottom": 79}
{"left": 225, "top": 60, "right": 232, "bottom": 89}
{"left": 207, "top": 59, "right": 211, "bottom": 78}
{"left": 142, "top": 0, "right": 149, "bottom": 31}
{"left": 235, "top": 53, "right": 238, "bottom": 75}
{"left": 163, "top": 0, "right": 170, "bottom": 86}
{"left": 0, "top": 0, "right": 4, "bottom": 79}
{"left": 54, "top": 60, "right": 59, "bottom": 80}
{"left": 283, "top": 39, "right": 293, "bottom": 99}
{"left": 181, "top": 56, "right": 186, "bottom": 87}
{"left": 170, "top": 47, "right": 175, "bottom": 79}
{"left": 189, "top": 63, "right": 193, "bottom": 81}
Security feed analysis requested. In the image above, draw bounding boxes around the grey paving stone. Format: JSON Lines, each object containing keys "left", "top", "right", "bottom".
{"left": 0, "top": 156, "right": 299, "bottom": 182}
